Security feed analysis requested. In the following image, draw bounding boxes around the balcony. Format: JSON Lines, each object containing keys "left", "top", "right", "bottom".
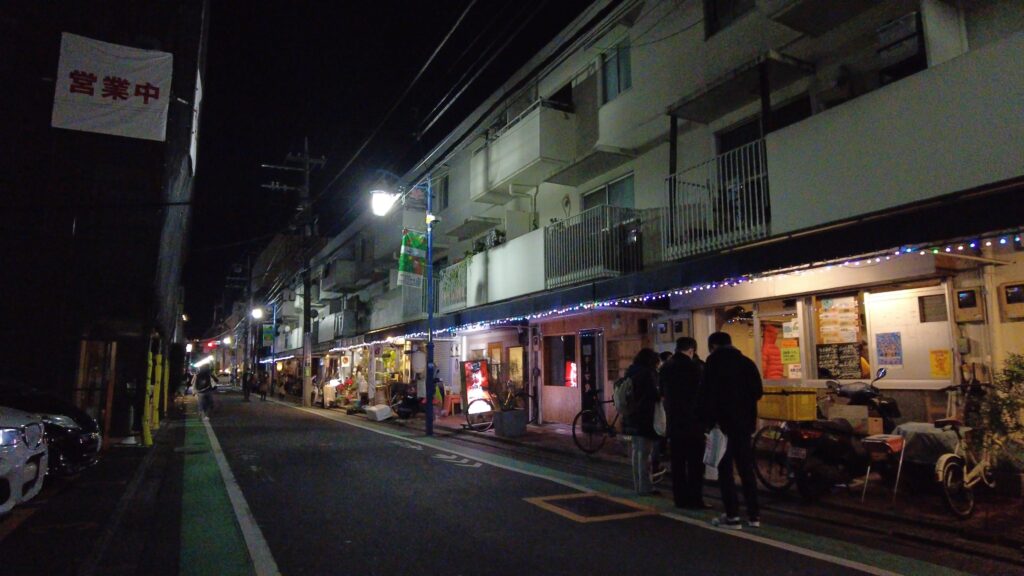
{"left": 662, "top": 140, "right": 770, "bottom": 261}
{"left": 544, "top": 206, "right": 645, "bottom": 290}
{"left": 767, "top": 32, "right": 1024, "bottom": 235}
{"left": 320, "top": 259, "right": 363, "bottom": 294}
{"left": 471, "top": 100, "right": 575, "bottom": 204}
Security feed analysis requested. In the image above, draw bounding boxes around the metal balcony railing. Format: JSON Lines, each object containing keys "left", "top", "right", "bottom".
{"left": 663, "top": 139, "right": 770, "bottom": 260}
{"left": 544, "top": 205, "right": 645, "bottom": 289}
{"left": 438, "top": 259, "right": 469, "bottom": 314}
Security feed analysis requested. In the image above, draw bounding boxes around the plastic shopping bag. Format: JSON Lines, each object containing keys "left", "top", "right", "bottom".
{"left": 703, "top": 427, "right": 728, "bottom": 468}
{"left": 653, "top": 399, "right": 667, "bottom": 437}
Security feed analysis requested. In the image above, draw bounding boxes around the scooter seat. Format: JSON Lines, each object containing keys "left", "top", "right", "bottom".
{"left": 934, "top": 418, "right": 962, "bottom": 431}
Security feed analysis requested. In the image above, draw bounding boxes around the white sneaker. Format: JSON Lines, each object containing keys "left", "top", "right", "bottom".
{"left": 711, "top": 514, "right": 743, "bottom": 530}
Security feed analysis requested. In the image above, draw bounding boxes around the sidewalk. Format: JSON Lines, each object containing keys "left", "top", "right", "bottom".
{"left": 349, "top": 406, "right": 1024, "bottom": 562}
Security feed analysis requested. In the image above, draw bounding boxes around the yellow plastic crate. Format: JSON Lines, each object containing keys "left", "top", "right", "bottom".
{"left": 758, "top": 386, "right": 817, "bottom": 421}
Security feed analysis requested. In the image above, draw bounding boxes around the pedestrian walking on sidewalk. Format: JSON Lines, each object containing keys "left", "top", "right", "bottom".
{"left": 258, "top": 371, "right": 268, "bottom": 401}
{"left": 193, "top": 366, "right": 219, "bottom": 421}
{"left": 704, "top": 331, "right": 763, "bottom": 529}
{"left": 621, "top": 348, "right": 661, "bottom": 495}
{"left": 659, "top": 337, "right": 709, "bottom": 509}
{"left": 356, "top": 367, "right": 370, "bottom": 406}
{"left": 242, "top": 371, "right": 252, "bottom": 402}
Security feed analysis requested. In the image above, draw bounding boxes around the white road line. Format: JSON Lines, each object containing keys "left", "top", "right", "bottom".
{"left": 277, "top": 402, "right": 905, "bottom": 576}
{"left": 203, "top": 418, "right": 281, "bottom": 576}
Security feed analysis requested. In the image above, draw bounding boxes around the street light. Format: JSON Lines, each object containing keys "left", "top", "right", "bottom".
{"left": 370, "top": 174, "right": 437, "bottom": 436}
{"left": 251, "top": 307, "right": 265, "bottom": 320}
{"left": 222, "top": 336, "right": 232, "bottom": 345}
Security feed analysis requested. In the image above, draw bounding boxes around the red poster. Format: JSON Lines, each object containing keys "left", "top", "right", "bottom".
{"left": 565, "top": 361, "right": 578, "bottom": 388}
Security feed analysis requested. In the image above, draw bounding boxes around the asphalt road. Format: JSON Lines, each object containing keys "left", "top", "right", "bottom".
{"left": 206, "top": 395, "right": 947, "bottom": 576}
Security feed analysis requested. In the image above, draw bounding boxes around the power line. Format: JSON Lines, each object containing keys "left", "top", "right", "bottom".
{"left": 311, "top": 0, "right": 479, "bottom": 210}
{"left": 417, "top": 0, "right": 551, "bottom": 139}
{"left": 416, "top": 0, "right": 538, "bottom": 135}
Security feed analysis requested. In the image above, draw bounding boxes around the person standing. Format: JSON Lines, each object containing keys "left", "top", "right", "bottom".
{"left": 355, "top": 366, "right": 370, "bottom": 406}
{"left": 659, "top": 337, "right": 708, "bottom": 509}
{"left": 704, "top": 331, "right": 763, "bottom": 529}
{"left": 621, "top": 348, "right": 661, "bottom": 495}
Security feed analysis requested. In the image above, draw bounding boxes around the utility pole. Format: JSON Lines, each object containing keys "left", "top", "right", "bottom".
{"left": 261, "top": 137, "right": 325, "bottom": 407}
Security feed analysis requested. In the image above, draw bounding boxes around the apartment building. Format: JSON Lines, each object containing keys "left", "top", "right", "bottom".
{"left": 261, "top": 0, "right": 1024, "bottom": 423}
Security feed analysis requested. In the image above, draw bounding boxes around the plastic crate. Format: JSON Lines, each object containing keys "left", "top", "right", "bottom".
{"left": 758, "top": 386, "right": 817, "bottom": 421}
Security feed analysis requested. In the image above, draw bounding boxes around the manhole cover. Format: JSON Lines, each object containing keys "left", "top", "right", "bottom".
{"left": 525, "top": 493, "right": 656, "bottom": 523}
{"left": 174, "top": 447, "right": 209, "bottom": 454}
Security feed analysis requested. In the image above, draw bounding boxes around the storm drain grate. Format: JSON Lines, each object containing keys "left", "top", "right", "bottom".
{"left": 524, "top": 492, "right": 656, "bottom": 523}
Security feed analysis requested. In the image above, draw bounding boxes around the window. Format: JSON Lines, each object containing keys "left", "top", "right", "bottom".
{"left": 583, "top": 174, "right": 634, "bottom": 212}
{"left": 544, "top": 335, "right": 576, "bottom": 387}
{"left": 433, "top": 174, "right": 449, "bottom": 212}
{"left": 704, "top": 0, "right": 755, "bottom": 38}
{"left": 601, "top": 39, "right": 631, "bottom": 103}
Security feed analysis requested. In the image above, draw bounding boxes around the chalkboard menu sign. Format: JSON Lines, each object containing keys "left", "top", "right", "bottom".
{"left": 816, "top": 343, "right": 862, "bottom": 379}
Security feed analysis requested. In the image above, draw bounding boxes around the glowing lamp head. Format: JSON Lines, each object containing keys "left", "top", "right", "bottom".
{"left": 371, "top": 189, "right": 400, "bottom": 217}
{"left": 185, "top": 343, "right": 194, "bottom": 353}
{"left": 222, "top": 336, "right": 232, "bottom": 345}
{"left": 251, "top": 308, "right": 265, "bottom": 320}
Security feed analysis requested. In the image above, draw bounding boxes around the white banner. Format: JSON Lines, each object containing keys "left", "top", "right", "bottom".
{"left": 51, "top": 33, "right": 173, "bottom": 142}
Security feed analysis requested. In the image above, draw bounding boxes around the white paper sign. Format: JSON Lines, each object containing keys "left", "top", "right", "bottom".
{"left": 51, "top": 33, "right": 173, "bottom": 141}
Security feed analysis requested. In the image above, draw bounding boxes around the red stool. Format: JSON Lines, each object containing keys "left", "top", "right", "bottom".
{"left": 861, "top": 434, "right": 906, "bottom": 503}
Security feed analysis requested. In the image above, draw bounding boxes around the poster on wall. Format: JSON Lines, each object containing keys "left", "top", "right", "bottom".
{"left": 463, "top": 360, "right": 491, "bottom": 410}
{"left": 875, "top": 332, "right": 903, "bottom": 369}
{"left": 819, "top": 296, "right": 860, "bottom": 344}
{"left": 930, "top": 349, "right": 952, "bottom": 379}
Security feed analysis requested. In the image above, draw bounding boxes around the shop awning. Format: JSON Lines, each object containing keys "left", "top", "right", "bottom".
{"left": 669, "top": 51, "right": 813, "bottom": 124}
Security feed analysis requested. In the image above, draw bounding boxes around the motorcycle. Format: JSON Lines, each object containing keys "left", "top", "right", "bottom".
{"left": 788, "top": 368, "right": 903, "bottom": 500}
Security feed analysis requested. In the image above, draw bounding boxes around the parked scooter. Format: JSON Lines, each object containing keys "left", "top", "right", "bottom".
{"left": 788, "top": 368, "right": 902, "bottom": 500}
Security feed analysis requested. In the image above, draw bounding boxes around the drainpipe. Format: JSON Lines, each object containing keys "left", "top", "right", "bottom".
{"left": 982, "top": 261, "right": 1004, "bottom": 376}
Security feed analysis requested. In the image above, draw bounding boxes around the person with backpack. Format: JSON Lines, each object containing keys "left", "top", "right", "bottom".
{"left": 704, "top": 331, "right": 763, "bottom": 529}
{"left": 659, "top": 337, "right": 709, "bottom": 509}
{"left": 619, "top": 347, "right": 661, "bottom": 495}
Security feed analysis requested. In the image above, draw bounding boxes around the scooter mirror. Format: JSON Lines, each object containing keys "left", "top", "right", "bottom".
{"left": 875, "top": 367, "right": 887, "bottom": 380}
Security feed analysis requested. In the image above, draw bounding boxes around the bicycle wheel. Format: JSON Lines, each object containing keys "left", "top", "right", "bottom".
{"left": 572, "top": 409, "right": 608, "bottom": 454}
{"left": 753, "top": 424, "right": 793, "bottom": 492}
{"left": 941, "top": 460, "right": 975, "bottom": 518}
{"left": 465, "top": 398, "right": 495, "bottom": 432}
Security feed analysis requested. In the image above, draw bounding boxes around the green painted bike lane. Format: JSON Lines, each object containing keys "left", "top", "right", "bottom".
{"left": 180, "top": 409, "right": 254, "bottom": 576}
{"left": 289, "top": 403, "right": 974, "bottom": 576}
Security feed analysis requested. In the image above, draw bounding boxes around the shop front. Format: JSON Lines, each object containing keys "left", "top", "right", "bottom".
{"left": 672, "top": 253, "right": 976, "bottom": 423}
{"left": 532, "top": 310, "right": 657, "bottom": 425}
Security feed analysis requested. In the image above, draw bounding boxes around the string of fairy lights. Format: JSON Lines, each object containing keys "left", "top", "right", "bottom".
{"left": 267, "top": 229, "right": 1022, "bottom": 359}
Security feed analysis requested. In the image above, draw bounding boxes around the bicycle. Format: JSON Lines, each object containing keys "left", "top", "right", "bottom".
{"left": 752, "top": 384, "right": 839, "bottom": 492}
{"left": 571, "top": 386, "right": 619, "bottom": 454}
{"left": 464, "top": 383, "right": 537, "bottom": 432}
{"left": 933, "top": 381, "right": 995, "bottom": 516}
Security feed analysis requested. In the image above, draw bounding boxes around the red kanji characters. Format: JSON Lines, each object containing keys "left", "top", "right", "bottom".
{"left": 101, "top": 76, "right": 131, "bottom": 100}
{"left": 69, "top": 70, "right": 97, "bottom": 95}
{"left": 134, "top": 82, "right": 160, "bottom": 104}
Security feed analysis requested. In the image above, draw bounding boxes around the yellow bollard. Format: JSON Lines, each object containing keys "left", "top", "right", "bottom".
{"left": 162, "top": 356, "right": 170, "bottom": 419}
{"left": 142, "top": 345, "right": 154, "bottom": 447}
{"left": 152, "top": 351, "right": 163, "bottom": 430}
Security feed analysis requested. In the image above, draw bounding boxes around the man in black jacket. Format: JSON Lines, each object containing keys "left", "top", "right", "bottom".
{"left": 705, "top": 331, "right": 763, "bottom": 529}
{"left": 659, "top": 337, "right": 708, "bottom": 509}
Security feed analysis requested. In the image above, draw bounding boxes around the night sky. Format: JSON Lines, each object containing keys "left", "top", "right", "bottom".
{"left": 184, "top": 0, "right": 595, "bottom": 336}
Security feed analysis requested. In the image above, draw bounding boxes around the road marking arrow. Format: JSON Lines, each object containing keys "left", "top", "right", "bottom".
{"left": 390, "top": 440, "right": 423, "bottom": 451}
{"left": 433, "top": 453, "right": 481, "bottom": 468}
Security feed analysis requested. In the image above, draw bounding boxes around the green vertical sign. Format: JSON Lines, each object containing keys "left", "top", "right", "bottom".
{"left": 397, "top": 229, "right": 426, "bottom": 288}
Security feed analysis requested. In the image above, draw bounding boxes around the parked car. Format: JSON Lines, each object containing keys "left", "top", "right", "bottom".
{"left": 0, "top": 390, "right": 101, "bottom": 476}
{"left": 0, "top": 406, "right": 48, "bottom": 515}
